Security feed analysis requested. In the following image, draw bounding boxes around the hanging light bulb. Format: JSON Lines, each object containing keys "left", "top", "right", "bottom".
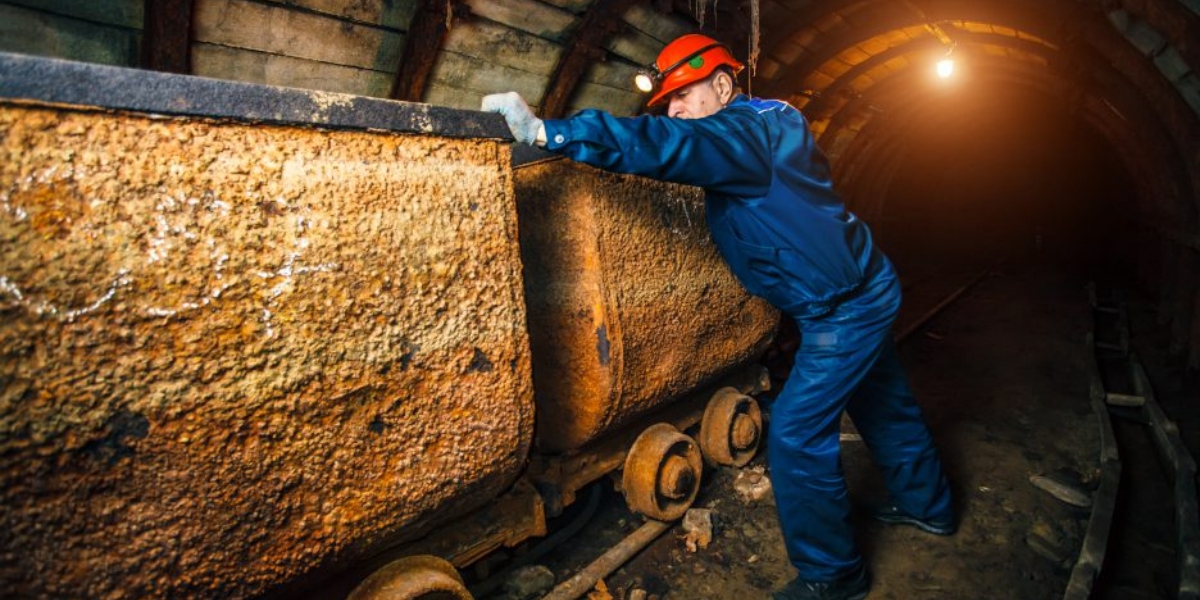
{"left": 936, "top": 57, "right": 954, "bottom": 78}
{"left": 936, "top": 44, "right": 956, "bottom": 79}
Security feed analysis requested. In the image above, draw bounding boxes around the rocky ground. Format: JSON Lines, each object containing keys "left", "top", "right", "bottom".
{"left": 473, "top": 251, "right": 1195, "bottom": 600}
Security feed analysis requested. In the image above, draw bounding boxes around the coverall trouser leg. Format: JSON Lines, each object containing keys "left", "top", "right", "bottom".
{"left": 846, "top": 339, "right": 953, "bottom": 521}
{"left": 767, "top": 320, "right": 952, "bottom": 581}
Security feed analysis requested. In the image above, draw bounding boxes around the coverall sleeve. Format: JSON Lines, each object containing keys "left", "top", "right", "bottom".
{"left": 541, "top": 107, "right": 773, "bottom": 198}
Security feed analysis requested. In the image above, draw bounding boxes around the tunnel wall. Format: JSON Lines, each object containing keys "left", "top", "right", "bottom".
{"left": 0, "top": 0, "right": 693, "bottom": 117}
{"left": 751, "top": 0, "right": 1200, "bottom": 367}
{"left": 0, "top": 1, "right": 143, "bottom": 68}
{"left": 0, "top": 55, "right": 534, "bottom": 599}
{"left": 514, "top": 158, "right": 779, "bottom": 453}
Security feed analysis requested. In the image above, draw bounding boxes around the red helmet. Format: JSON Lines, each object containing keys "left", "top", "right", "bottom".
{"left": 637, "top": 34, "right": 744, "bottom": 107}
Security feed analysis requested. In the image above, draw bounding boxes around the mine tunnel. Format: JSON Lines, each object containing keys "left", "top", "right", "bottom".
{"left": 1, "top": 1, "right": 1199, "bottom": 599}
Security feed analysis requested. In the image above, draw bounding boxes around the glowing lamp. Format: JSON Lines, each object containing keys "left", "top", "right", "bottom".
{"left": 634, "top": 71, "right": 655, "bottom": 93}
{"left": 936, "top": 58, "right": 954, "bottom": 79}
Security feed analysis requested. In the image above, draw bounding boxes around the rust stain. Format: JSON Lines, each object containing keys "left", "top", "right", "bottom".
{"left": 0, "top": 105, "right": 534, "bottom": 599}
{"left": 514, "top": 161, "right": 779, "bottom": 453}
{"left": 10, "top": 181, "right": 89, "bottom": 240}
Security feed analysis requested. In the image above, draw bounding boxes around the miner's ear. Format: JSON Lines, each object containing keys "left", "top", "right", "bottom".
{"left": 714, "top": 70, "right": 735, "bottom": 105}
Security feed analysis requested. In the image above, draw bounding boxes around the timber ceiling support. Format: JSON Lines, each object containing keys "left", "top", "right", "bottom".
{"left": 760, "top": 1, "right": 1073, "bottom": 99}
{"left": 826, "top": 60, "right": 1181, "bottom": 225}
{"left": 756, "top": 0, "right": 850, "bottom": 60}
{"left": 1112, "top": 0, "right": 1200, "bottom": 73}
{"left": 762, "top": 13, "right": 920, "bottom": 99}
{"left": 800, "top": 37, "right": 941, "bottom": 119}
{"left": 141, "top": 0, "right": 194, "bottom": 73}
{"left": 803, "top": 33, "right": 1064, "bottom": 120}
{"left": 540, "top": 0, "right": 640, "bottom": 119}
{"left": 391, "top": 0, "right": 469, "bottom": 102}
{"left": 900, "top": 0, "right": 957, "bottom": 45}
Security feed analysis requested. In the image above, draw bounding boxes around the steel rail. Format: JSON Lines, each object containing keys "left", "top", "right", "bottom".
{"left": 1129, "top": 356, "right": 1200, "bottom": 598}
{"left": 1065, "top": 330, "right": 1122, "bottom": 600}
{"left": 539, "top": 519, "right": 674, "bottom": 600}
{"left": 1069, "top": 283, "right": 1200, "bottom": 599}
{"left": 468, "top": 484, "right": 605, "bottom": 598}
{"left": 895, "top": 266, "right": 994, "bottom": 345}
{"left": 531, "top": 266, "right": 997, "bottom": 600}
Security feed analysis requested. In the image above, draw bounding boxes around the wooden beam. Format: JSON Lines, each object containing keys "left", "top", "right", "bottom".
{"left": 391, "top": 0, "right": 468, "bottom": 102}
{"left": 539, "top": 0, "right": 640, "bottom": 119}
{"left": 803, "top": 32, "right": 1063, "bottom": 121}
{"left": 142, "top": 0, "right": 194, "bottom": 73}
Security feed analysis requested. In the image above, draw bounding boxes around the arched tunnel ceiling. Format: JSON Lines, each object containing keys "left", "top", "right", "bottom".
{"left": 790, "top": 26, "right": 1058, "bottom": 112}
{"left": 751, "top": 1, "right": 1167, "bottom": 136}
{"left": 717, "top": 0, "right": 1200, "bottom": 239}
{"left": 452, "top": 0, "right": 1199, "bottom": 241}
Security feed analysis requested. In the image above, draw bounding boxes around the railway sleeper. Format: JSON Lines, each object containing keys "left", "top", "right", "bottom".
{"left": 1075, "top": 283, "right": 1200, "bottom": 599}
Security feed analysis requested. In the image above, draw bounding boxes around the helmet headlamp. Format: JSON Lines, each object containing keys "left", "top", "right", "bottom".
{"left": 633, "top": 42, "right": 725, "bottom": 96}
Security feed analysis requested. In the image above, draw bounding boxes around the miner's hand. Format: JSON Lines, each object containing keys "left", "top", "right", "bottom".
{"left": 481, "top": 92, "right": 545, "bottom": 146}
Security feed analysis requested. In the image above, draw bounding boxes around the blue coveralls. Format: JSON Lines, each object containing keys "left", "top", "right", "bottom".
{"left": 542, "top": 95, "right": 953, "bottom": 582}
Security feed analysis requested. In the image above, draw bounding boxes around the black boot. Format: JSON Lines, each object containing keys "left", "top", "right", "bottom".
{"left": 772, "top": 563, "right": 870, "bottom": 600}
{"left": 872, "top": 505, "right": 957, "bottom": 536}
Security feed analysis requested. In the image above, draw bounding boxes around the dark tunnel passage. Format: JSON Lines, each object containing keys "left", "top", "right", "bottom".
{"left": 876, "top": 85, "right": 1136, "bottom": 284}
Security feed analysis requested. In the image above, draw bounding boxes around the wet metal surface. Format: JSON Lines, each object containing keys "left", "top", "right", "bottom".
{"left": 514, "top": 160, "right": 779, "bottom": 453}
{"left": 0, "top": 102, "right": 533, "bottom": 599}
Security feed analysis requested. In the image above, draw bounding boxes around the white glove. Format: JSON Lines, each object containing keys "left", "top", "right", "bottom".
{"left": 481, "top": 92, "right": 544, "bottom": 145}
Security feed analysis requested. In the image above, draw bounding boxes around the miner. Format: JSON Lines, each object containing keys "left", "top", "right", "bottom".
{"left": 483, "top": 33, "right": 955, "bottom": 600}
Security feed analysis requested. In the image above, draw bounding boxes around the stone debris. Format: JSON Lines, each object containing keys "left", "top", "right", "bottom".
{"left": 733, "top": 466, "right": 774, "bottom": 504}
{"left": 628, "top": 589, "right": 648, "bottom": 600}
{"left": 682, "top": 508, "right": 715, "bottom": 552}
{"left": 1030, "top": 518, "right": 1065, "bottom": 547}
{"left": 1025, "top": 518, "right": 1070, "bottom": 566}
{"left": 501, "top": 565, "right": 555, "bottom": 600}
{"left": 1029, "top": 472, "right": 1092, "bottom": 508}
{"left": 1025, "top": 531, "right": 1069, "bottom": 565}
{"left": 586, "top": 579, "right": 612, "bottom": 599}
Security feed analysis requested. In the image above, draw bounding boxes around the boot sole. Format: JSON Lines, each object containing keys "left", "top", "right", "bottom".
{"left": 873, "top": 513, "right": 956, "bottom": 536}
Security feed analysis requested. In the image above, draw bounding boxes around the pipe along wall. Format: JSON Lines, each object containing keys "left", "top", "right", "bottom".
{"left": 0, "top": 53, "right": 776, "bottom": 599}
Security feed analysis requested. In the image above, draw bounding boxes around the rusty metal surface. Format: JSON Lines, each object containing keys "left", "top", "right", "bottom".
{"left": 0, "top": 104, "right": 533, "bottom": 599}
{"left": 698, "top": 387, "right": 763, "bottom": 468}
{"left": 0, "top": 52, "right": 513, "bottom": 141}
{"left": 621, "top": 423, "right": 702, "bottom": 521}
{"left": 346, "top": 555, "right": 471, "bottom": 600}
{"left": 526, "top": 364, "right": 771, "bottom": 512}
{"left": 514, "top": 160, "right": 779, "bottom": 453}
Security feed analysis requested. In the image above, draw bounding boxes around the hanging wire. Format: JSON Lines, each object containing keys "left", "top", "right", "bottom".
{"left": 748, "top": 0, "right": 760, "bottom": 96}
{"left": 686, "top": 0, "right": 761, "bottom": 96}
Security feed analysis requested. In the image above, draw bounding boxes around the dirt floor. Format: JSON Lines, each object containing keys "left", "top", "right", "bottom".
{"left": 471, "top": 252, "right": 1198, "bottom": 600}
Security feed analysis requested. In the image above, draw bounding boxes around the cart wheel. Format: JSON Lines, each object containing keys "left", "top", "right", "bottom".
{"left": 347, "top": 555, "right": 473, "bottom": 600}
{"left": 699, "top": 387, "right": 762, "bottom": 468}
{"left": 622, "top": 423, "right": 703, "bottom": 521}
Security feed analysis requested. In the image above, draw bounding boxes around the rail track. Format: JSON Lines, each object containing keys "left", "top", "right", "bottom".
{"left": 464, "top": 264, "right": 997, "bottom": 600}
{"left": 1081, "top": 283, "right": 1199, "bottom": 600}
{"left": 467, "top": 270, "right": 1200, "bottom": 600}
